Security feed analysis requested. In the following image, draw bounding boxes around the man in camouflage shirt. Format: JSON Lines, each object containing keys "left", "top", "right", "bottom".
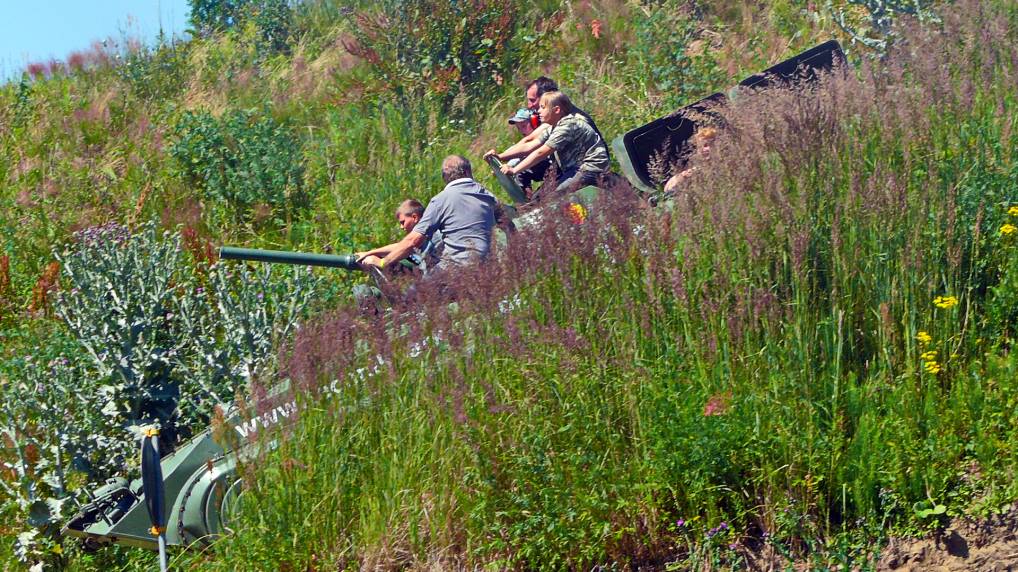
{"left": 499, "top": 90, "right": 610, "bottom": 196}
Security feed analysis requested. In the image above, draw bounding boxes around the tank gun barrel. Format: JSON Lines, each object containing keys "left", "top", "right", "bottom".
{"left": 219, "top": 246, "right": 360, "bottom": 271}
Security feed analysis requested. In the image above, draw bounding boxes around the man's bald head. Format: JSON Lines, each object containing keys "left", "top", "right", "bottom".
{"left": 441, "top": 155, "right": 473, "bottom": 183}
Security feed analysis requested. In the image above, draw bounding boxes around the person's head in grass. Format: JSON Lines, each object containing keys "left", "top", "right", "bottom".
{"left": 662, "top": 126, "right": 721, "bottom": 195}
{"left": 396, "top": 199, "right": 425, "bottom": 233}
{"left": 538, "top": 91, "right": 573, "bottom": 127}
{"left": 691, "top": 126, "right": 718, "bottom": 160}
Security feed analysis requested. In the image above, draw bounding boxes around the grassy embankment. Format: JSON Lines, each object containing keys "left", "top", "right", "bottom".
{"left": 186, "top": 2, "right": 1018, "bottom": 570}
{"left": 2, "top": 0, "right": 1018, "bottom": 569}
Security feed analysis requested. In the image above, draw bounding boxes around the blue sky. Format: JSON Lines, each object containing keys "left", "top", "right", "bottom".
{"left": 0, "top": 0, "right": 191, "bottom": 81}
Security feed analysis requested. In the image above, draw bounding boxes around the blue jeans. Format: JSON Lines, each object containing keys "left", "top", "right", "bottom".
{"left": 553, "top": 167, "right": 603, "bottom": 194}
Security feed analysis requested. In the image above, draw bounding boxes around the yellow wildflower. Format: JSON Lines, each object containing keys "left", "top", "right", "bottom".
{"left": 1009, "top": 206, "right": 1018, "bottom": 216}
{"left": 566, "top": 203, "right": 588, "bottom": 224}
{"left": 924, "top": 361, "right": 941, "bottom": 374}
{"left": 920, "top": 350, "right": 938, "bottom": 361}
{"left": 1001, "top": 223, "right": 1017, "bottom": 236}
{"left": 933, "top": 296, "right": 958, "bottom": 309}
{"left": 916, "top": 331, "right": 932, "bottom": 345}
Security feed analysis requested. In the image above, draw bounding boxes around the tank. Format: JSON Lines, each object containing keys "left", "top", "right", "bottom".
{"left": 63, "top": 39, "right": 843, "bottom": 552}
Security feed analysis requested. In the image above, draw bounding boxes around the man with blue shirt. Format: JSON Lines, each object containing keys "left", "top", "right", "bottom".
{"left": 356, "top": 155, "right": 496, "bottom": 273}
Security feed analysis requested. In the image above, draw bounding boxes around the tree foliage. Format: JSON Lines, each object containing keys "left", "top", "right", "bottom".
{"left": 189, "top": 0, "right": 293, "bottom": 53}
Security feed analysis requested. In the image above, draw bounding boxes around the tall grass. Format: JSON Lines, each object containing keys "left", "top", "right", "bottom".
{"left": 164, "top": 2, "right": 1018, "bottom": 569}
{"left": 3, "top": 0, "right": 1018, "bottom": 569}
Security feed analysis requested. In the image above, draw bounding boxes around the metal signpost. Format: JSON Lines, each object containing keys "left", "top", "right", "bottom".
{"left": 141, "top": 428, "right": 169, "bottom": 572}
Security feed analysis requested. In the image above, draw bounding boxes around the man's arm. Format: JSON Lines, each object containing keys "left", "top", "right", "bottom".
{"left": 484, "top": 124, "right": 551, "bottom": 161}
{"left": 522, "top": 124, "right": 549, "bottom": 143}
{"left": 377, "top": 232, "right": 427, "bottom": 268}
{"left": 486, "top": 137, "right": 543, "bottom": 162}
{"left": 503, "top": 144, "right": 555, "bottom": 176}
{"left": 356, "top": 245, "right": 394, "bottom": 259}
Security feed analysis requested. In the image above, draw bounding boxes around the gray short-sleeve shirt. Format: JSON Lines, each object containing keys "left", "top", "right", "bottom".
{"left": 412, "top": 178, "right": 496, "bottom": 268}
{"left": 540, "top": 113, "right": 610, "bottom": 174}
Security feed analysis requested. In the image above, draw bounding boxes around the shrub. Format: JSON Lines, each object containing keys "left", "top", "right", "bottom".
{"left": 189, "top": 0, "right": 294, "bottom": 54}
{"left": 190, "top": 0, "right": 246, "bottom": 32}
{"left": 627, "top": 0, "right": 725, "bottom": 111}
{"left": 0, "top": 348, "right": 123, "bottom": 565}
{"left": 342, "top": 0, "right": 524, "bottom": 125}
{"left": 825, "top": 0, "right": 940, "bottom": 52}
{"left": 0, "top": 220, "right": 324, "bottom": 566}
{"left": 54, "top": 221, "right": 323, "bottom": 437}
{"left": 115, "top": 39, "right": 190, "bottom": 102}
{"left": 170, "top": 108, "right": 305, "bottom": 213}
{"left": 248, "top": 0, "right": 294, "bottom": 54}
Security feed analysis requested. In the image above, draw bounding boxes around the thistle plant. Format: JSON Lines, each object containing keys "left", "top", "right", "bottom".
{"left": 824, "top": 0, "right": 940, "bottom": 52}
{"left": 2, "top": 220, "right": 324, "bottom": 564}
{"left": 0, "top": 354, "right": 132, "bottom": 563}
{"left": 54, "top": 222, "right": 188, "bottom": 436}
{"left": 54, "top": 220, "right": 326, "bottom": 433}
{"left": 174, "top": 260, "right": 323, "bottom": 422}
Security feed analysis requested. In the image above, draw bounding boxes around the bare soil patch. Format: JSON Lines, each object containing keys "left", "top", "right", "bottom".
{"left": 877, "top": 505, "right": 1018, "bottom": 571}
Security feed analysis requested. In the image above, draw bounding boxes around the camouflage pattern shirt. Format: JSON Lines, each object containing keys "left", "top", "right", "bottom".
{"left": 540, "top": 113, "right": 610, "bottom": 174}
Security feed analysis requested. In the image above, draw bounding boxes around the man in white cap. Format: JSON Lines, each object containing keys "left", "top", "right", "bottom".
{"left": 484, "top": 76, "right": 559, "bottom": 197}
{"left": 505, "top": 108, "right": 550, "bottom": 193}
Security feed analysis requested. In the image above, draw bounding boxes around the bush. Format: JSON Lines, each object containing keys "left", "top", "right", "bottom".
{"left": 0, "top": 220, "right": 324, "bottom": 566}
{"left": 627, "top": 0, "right": 725, "bottom": 111}
{"left": 189, "top": 0, "right": 294, "bottom": 54}
{"left": 170, "top": 108, "right": 305, "bottom": 212}
{"left": 343, "top": 0, "right": 524, "bottom": 125}
{"left": 826, "top": 0, "right": 940, "bottom": 52}
{"left": 115, "top": 40, "right": 190, "bottom": 102}
{"left": 54, "top": 221, "right": 323, "bottom": 436}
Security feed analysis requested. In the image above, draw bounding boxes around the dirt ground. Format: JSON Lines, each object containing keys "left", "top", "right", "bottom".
{"left": 728, "top": 505, "right": 1018, "bottom": 572}
{"left": 875, "top": 505, "right": 1018, "bottom": 572}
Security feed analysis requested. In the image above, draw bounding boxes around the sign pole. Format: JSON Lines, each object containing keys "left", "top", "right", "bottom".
{"left": 141, "top": 427, "right": 169, "bottom": 572}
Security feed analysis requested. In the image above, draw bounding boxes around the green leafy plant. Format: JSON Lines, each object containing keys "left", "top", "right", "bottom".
{"left": 189, "top": 0, "right": 293, "bottom": 54}
{"left": 627, "top": 0, "right": 725, "bottom": 111}
{"left": 170, "top": 108, "right": 305, "bottom": 213}
{"left": 912, "top": 499, "right": 947, "bottom": 520}
{"left": 115, "top": 39, "right": 190, "bottom": 102}
{"left": 342, "top": 0, "right": 523, "bottom": 126}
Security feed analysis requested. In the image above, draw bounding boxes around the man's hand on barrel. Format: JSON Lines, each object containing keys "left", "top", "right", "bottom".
{"left": 355, "top": 253, "right": 386, "bottom": 271}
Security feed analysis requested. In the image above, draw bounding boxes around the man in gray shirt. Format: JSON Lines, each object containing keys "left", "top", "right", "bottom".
{"left": 356, "top": 155, "right": 496, "bottom": 272}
